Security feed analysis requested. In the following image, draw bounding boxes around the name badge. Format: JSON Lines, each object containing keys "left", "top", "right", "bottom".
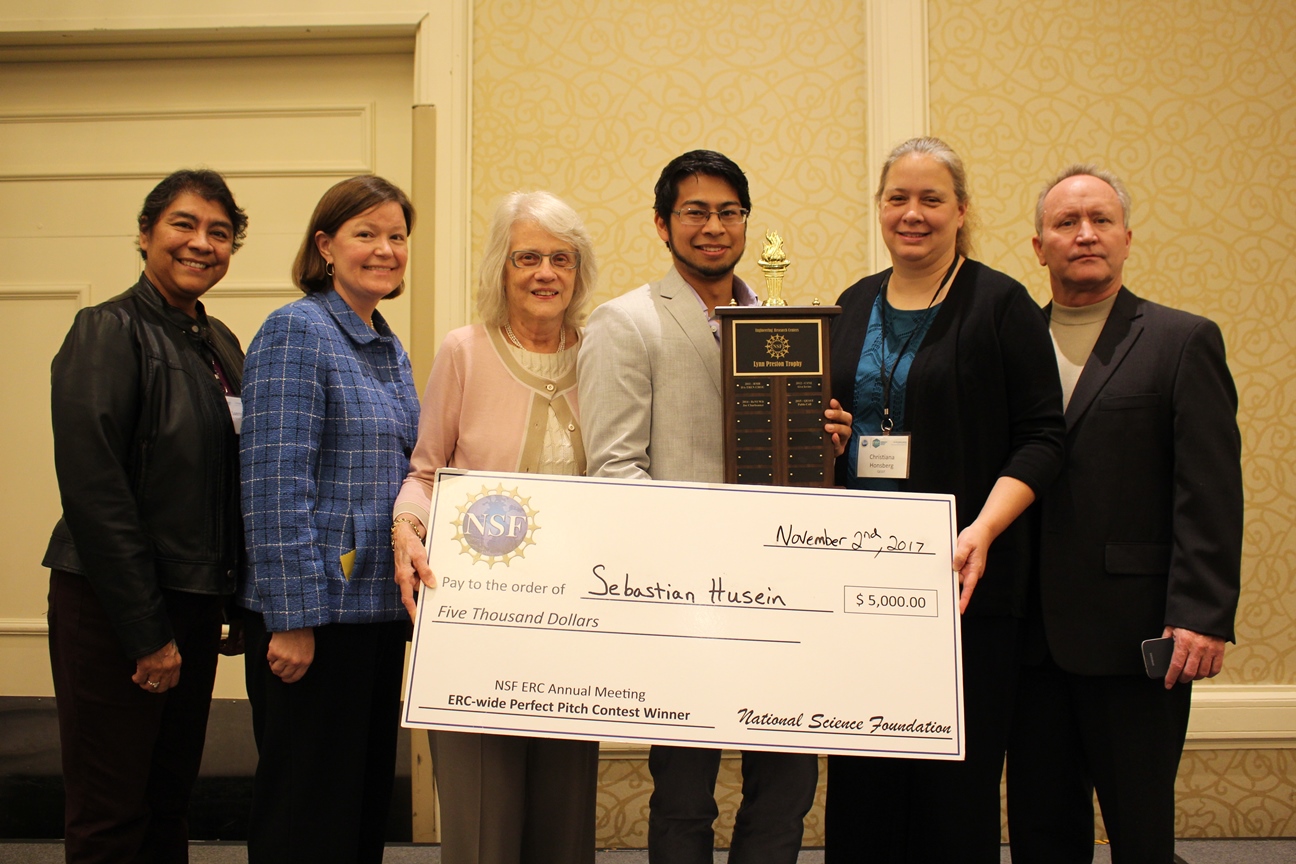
{"left": 856, "top": 434, "right": 911, "bottom": 479}
{"left": 226, "top": 395, "right": 243, "bottom": 435}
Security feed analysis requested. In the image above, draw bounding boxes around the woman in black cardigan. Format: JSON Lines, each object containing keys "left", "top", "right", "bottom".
{"left": 824, "top": 138, "right": 1065, "bottom": 863}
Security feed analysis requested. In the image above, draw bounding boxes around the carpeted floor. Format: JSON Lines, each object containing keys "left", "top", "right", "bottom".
{"left": 1, "top": 840, "right": 1294, "bottom": 863}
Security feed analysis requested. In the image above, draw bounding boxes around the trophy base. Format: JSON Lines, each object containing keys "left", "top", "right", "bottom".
{"left": 716, "top": 305, "right": 841, "bottom": 488}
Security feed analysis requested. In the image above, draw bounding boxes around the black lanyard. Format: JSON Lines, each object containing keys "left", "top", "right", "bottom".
{"left": 877, "top": 256, "right": 960, "bottom": 433}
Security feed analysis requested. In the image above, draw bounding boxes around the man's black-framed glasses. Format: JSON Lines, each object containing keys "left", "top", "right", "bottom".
{"left": 672, "top": 207, "right": 750, "bottom": 226}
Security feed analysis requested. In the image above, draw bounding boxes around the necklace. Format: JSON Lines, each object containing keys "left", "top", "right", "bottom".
{"left": 505, "top": 322, "right": 566, "bottom": 353}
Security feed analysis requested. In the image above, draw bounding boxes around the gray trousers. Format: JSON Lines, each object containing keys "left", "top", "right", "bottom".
{"left": 431, "top": 730, "right": 600, "bottom": 864}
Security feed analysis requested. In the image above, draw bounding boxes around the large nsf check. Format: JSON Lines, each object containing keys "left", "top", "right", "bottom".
{"left": 402, "top": 469, "right": 965, "bottom": 759}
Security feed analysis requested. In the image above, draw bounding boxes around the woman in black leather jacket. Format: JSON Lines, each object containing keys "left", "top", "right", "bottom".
{"left": 42, "top": 169, "right": 248, "bottom": 863}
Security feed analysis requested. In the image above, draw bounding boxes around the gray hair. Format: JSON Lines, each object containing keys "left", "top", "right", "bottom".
{"left": 476, "top": 191, "right": 597, "bottom": 328}
{"left": 875, "top": 136, "right": 975, "bottom": 259}
{"left": 1035, "top": 164, "right": 1132, "bottom": 236}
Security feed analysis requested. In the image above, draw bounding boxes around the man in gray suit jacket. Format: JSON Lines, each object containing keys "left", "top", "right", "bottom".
{"left": 1007, "top": 165, "right": 1243, "bottom": 863}
{"left": 578, "top": 151, "right": 850, "bottom": 863}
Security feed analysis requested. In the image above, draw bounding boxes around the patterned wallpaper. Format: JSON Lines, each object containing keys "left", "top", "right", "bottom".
{"left": 1176, "top": 749, "right": 1296, "bottom": 836}
{"left": 928, "top": 0, "right": 1296, "bottom": 688}
{"left": 592, "top": 749, "right": 1296, "bottom": 847}
{"left": 930, "top": 2, "right": 1296, "bottom": 839}
{"left": 471, "top": 0, "right": 1296, "bottom": 846}
{"left": 473, "top": 0, "right": 1296, "bottom": 685}
{"left": 472, "top": 0, "right": 871, "bottom": 309}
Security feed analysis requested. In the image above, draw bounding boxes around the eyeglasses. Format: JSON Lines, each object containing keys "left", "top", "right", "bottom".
{"left": 508, "top": 250, "right": 580, "bottom": 270}
{"left": 672, "top": 207, "right": 749, "bottom": 226}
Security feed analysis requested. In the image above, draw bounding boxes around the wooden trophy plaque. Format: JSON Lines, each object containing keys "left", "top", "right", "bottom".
{"left": 716, "top": 305, "right": 841, "bottom": 487}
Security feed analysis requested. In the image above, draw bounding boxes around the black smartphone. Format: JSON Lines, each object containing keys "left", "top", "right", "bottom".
{"left": 1141, "top": 636, "right": 1175, "bottom": 679}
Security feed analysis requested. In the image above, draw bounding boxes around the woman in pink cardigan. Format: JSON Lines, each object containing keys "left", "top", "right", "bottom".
{"left": 392, "top": 191, "right": 599, "bottom": 864}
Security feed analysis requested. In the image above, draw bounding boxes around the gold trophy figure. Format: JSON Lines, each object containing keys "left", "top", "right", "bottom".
{"left": 757, "top": 230, "right": 790, "bottom": 307}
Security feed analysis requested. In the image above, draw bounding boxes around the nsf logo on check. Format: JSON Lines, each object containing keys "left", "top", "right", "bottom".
{"left": 452, "top": 485, "right": 539, "bottom": 567}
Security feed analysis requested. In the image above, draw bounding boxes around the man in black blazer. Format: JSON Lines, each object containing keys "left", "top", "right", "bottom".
{"left": 1007, "top": 165, "right": 1242, "bottom": 864}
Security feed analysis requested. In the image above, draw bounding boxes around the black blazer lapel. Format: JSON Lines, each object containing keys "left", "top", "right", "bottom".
{"left": 1062, "top": 287, "right": 1145, "bottom": 430}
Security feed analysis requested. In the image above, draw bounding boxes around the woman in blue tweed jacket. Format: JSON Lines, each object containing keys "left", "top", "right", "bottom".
{"left": 238, "top": 176, "right": 420, "bottom": 864}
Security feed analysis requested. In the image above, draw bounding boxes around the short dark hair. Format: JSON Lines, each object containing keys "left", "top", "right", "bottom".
{"left": 137, "top": 168, "right": 247, "bottom": 259}
{"left": 292, "top": 175, "right": 416, "bottom": 296}
{"left": 653, "top": 150, "right": 751, "bottom": 222}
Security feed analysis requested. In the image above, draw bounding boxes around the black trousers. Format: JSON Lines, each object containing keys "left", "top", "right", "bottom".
{"left": 243, "top": 613, "right": 408, "bottom": 864}
{"left": 647, "top": 745, "right": 818, "bottom": 864}
{"left": 48, "top": 569, "right": 224, "bottom": 864}
{"left": 824, "top": 616, "right": 1020, "bottom": 864}
{"left": 1007, "top": 657, "right": 1191, "bottom": 864}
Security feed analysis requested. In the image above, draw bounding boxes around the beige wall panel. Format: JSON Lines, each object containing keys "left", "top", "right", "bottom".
{"left": 0, "top": 636, "right": 55, "bottom": 698}
{"left": 0, "top": 54, "right": 415, "bottom": 336}
{"left": 200, "top": 286, "right": 303, "bottom": 358}
{"left": 0, "top": 106, "right": 374, "bottom": 180}
{"left": 0, "top": 234, "right": 143, "bottom": 306}
{"left": 0, "top": 182, "right": 154, "bottom": 254}
{"left": 0, "top": 51, "right": 414, "bottom": 700}
{"left": 0, "top": 289, "right": 82, "bottom": 611}
{"left": 0, "top": 0, "right": 430, "bottom": 29}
